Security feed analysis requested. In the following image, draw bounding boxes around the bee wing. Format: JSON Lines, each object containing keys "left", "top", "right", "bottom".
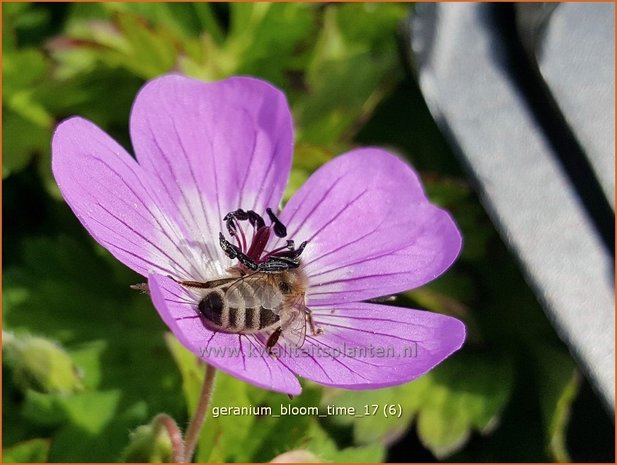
{"left": 253, "top": 278, "right": 284, "bottom": 313}
{"left": 278, "top": 296, "right": 307, "bottom": 349}
{"left": 221, "top": 272, "right": 266, "bottom": 309}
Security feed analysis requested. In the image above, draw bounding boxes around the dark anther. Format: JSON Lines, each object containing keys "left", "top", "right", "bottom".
{"left": 275, "top": 240, "right": 307, "bottom": 259}
{"left": 224, "top": 209, "right": 248, "bottom": 237}
{"left": 219, "top": 208, "right": 307, "bottom": 273}
{"left": 290, "top": 241, "right": 307, "bottom": 258}
{"left": 266, "top": 208, "right": 287, "bottom": 238}
{"left": 226, "top": 220, "right": 237, "bottom": 236}
{"left": 224, "top": 209, "right": 248, "bottom": 221}
{"left": 220, "top": 231, "right": 260, "bottom": 270}
{"left": 219, "top": 232, "right": 239, "bottom": 259}
{"left": 247, "top": 210, "right": 266, "bottom": 230}
{"left": 259, "top": 256, "right": 299, "bottom": 272}
{"left": 237, "top": 253, "right": 259, "bottom": 271}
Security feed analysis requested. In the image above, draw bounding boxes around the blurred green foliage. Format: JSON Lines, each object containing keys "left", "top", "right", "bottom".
{"left": 2, "top": 2, "right": 611, "bottom": 463}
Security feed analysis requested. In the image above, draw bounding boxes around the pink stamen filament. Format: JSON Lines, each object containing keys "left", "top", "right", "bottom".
{"left": 250, "top": 221, "right": 258, "bottom": 248}
{"left": 233, "top": 218, "right": 248, "bottom": 252}
{"left": 246, "top": 226, "right": 271, "bottom": 261}
{"left": 261, "top": 244, "right": 289, "bottom": 260}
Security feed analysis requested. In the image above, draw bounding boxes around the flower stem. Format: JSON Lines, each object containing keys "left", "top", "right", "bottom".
{"left": 152, "top": 414, "right": 184, "bottom": 462}
{"left": 182, "top": 363, "right": 217, "bottom": 462}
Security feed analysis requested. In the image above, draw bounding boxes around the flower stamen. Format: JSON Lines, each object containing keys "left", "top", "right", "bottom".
{"left": 220, "top": 208, "right": 307, "bottom": 273}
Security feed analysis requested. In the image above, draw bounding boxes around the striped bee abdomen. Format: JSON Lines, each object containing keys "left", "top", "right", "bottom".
{"left": 198, "top": 290, "right": 225, "bottom": 326}
{"left": 198, "top": 288, "right": 281, "bottom": 334}
{"left": 259, "top": 307, "right": 279, "bottom": 329}
{"left": 225, "top": 305, "right": 280, "bottom": 332}
{"left": 228, "top": 307, "right": 239, "bottom": 329}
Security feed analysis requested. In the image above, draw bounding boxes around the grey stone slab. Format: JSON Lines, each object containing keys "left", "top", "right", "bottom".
{"left": 537, "top": 3, "right": 615, "bottom": 209}
{"left": 410, "top": 2, "right": 614, "bottom": 408}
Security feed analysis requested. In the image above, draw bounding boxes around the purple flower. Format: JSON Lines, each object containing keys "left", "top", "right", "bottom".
{"left": 52, "top": 75, "right": 465, "bottom": 396}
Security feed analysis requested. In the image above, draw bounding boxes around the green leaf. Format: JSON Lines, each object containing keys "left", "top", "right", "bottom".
{"left": 415, "top": 352, "right": 515, "bottom": 457}
{"left": 321, "top": 384, "right": 423, "bottom": 447}
{"left": 4, "top": 236, "right": 184, "bottom": 461}
{"left": 180, "top": 3, "right": 317, "bottom": 83}
{"left": 227, "top": 3, "right": 315, "bottom": 86}
{"left": 3, "top": 48, "right": 49, "bottom": 97}
{"left": 423, "top": 175, "right": 494, "bottom": 262}
{"left": 21, "top": 389, "right": 121, "bottom": 435}
{"left": 304, "top": 420, "right": 385, "bottom": 463}
{"left": 196, "top": 371, "right": 259, "bottom": 462}
{"left": 51, "top": 10, "right": 177, "bottom": 80}
{"left": 164, "top": 334, "right": 204, "bottom": 415}
{"left": 192, "top": 3, "right": 225, "bottom": 44}
{"left": 237, "top": 386, "right": 321, "bottom": 462}
{"left": 2, "top": 6, "right": 19, "bottom": 52}
{"left": 66, "top": 340, "right": 107, "bottom": 389}
{"left": 329, "top": 443, "right": 385, "bottom": 463}
{"left": 114, "top": 13, "right": 177, "bottom": 79}
{"left": 103, "top": 3, "right": 218, "bottom": 41}
{"left": 55, "top": 390, "right": 122, "bottom": 434}
{"left": 295, "top": 4, "right": 406, "bottom": 148}
{"left": 2, "top": 47, "right": 54, "bottom": 179}
{"left": 22, "top": 390, "right": 69, "bottom": 427}
{"left": 534, "top": 343, "right": 579, "bottom": 462}
{"left": 3, "top": 438, "right": 50, "bottom": 463}
{"left": 48, "top": 400, "right": 149, "bottom": 462}
{"left": 2, "top": 109, "right": 50, "bottom": 179}
{"left": 326, "top": 351, "right": 515, "bottom": 459}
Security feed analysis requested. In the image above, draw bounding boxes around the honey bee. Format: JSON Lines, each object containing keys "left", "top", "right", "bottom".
{"left": 170, "top": 206, "right": 326, "bottom": 355}
{"left": 134, "top": 207, "right": 323, "bottom": 355}
{"left": 178, "top": 267, "right": 322, "bottom": 354}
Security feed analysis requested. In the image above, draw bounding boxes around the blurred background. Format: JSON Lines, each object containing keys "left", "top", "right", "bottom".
{"left": 2, "top": 2, "right": 614, "bottom": 462}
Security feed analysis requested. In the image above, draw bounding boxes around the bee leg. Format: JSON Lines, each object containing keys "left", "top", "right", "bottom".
{"left": 266, "top": 327, "right": 283, "bottom": 358}
{"left": 176, "top": 280, "right": 212, "bottom": 289}
{"left": 130, "top": 283, "right": 149, "bottom": 294}
{"left": 305, "top": 308, "right": 324, "bottom": 336}
{"left": 165, "top": 275, "right": 212, "bottom": 289}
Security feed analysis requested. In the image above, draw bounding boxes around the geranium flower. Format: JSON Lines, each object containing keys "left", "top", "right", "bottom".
{"left": 52, "top": 74, "right": 465, "bottom": 396}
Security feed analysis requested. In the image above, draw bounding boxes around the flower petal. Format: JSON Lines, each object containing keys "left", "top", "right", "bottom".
{"left": 51, "top": 117, "right": 205, "bottom": 279}
{"left": 130, "top": 74, "right": 294, "bottom": 267}
{"left": 147, "top": 273, "right": 302, "bottom": 395}
{"left": 278, "top": 149, "right": 462, "bottom": 305}
{"left": 279, "top": 302, "right": 465, "bottom": 389}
